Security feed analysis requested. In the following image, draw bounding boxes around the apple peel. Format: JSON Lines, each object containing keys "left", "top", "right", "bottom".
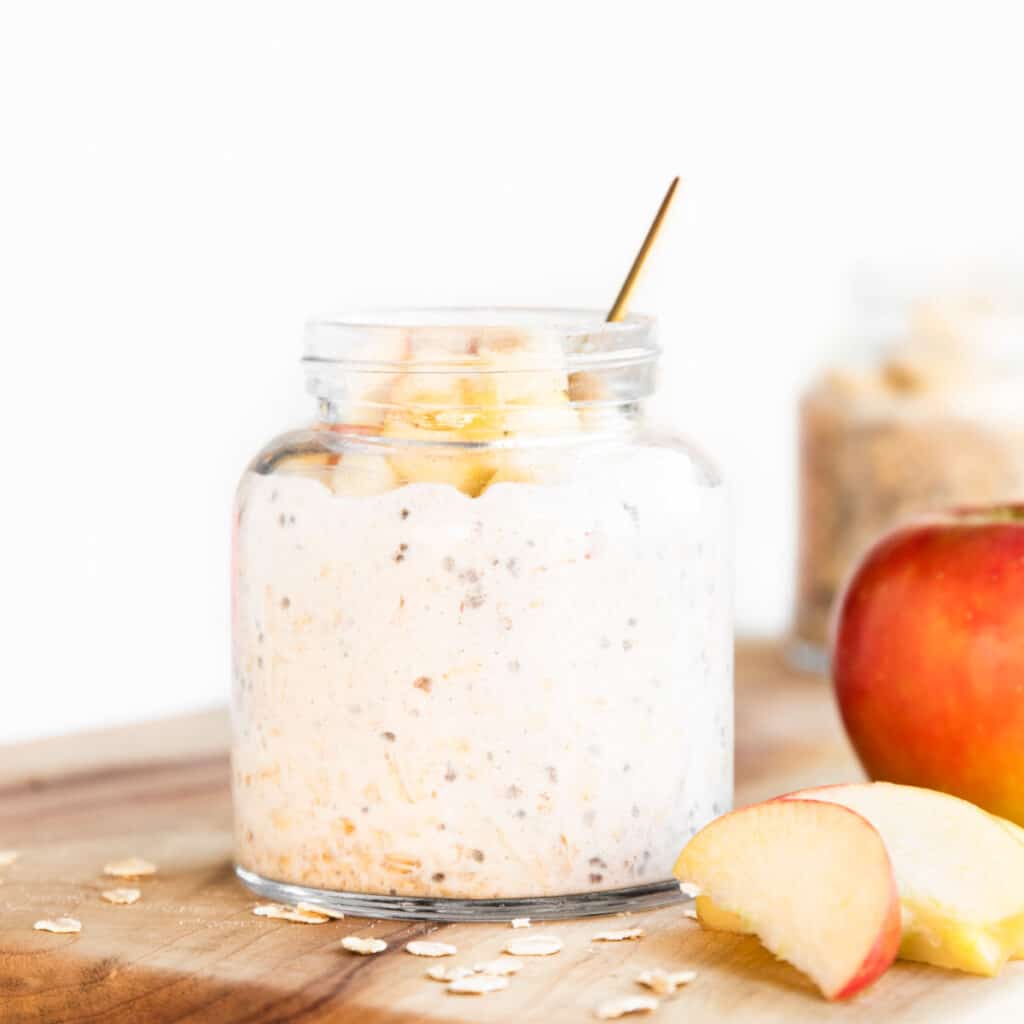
{"left": 674, "top": 798, "right": 901, "bottom": 1000}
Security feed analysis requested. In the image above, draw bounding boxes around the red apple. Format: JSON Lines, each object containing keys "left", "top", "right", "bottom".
{"left": 833, "top": 505, "right": 1024, "bottom": 825}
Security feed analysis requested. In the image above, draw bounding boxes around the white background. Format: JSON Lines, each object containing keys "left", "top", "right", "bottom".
{"left": 2, "top": 1, "right": 1023, "bottom": 742}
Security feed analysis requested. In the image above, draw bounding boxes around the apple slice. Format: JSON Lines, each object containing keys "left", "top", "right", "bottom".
{"left": 993, "top": 813, "right": 1024, "bottom": 849}
{"left": 674, "top": 799, "right": 900, "bottom": 1000}
{"left": 772, "top": 783, "right": 1024, "bottom": 975}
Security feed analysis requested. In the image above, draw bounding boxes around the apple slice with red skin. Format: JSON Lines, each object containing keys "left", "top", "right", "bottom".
{"left": 778, "top": 783, "right": 1024, "bottom": 975}
{"left": 696, "top": 783, "right": 1024, "bottom": 976}
{"left": 674, "top": 798, "right": 900, "bottom": 1000}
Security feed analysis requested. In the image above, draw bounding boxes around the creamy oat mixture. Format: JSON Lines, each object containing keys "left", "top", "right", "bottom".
{"left": 231, "top": 439, "right": 730, "bottom": 899}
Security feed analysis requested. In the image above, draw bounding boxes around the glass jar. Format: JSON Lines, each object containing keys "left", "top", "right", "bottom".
{"left": 792, "top": 289, "right": 1024, "bottom": 672}
{"left": 231, "top": 308, "right": 732, "bottom": 920}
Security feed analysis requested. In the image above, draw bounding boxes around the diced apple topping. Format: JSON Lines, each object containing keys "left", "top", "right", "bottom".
{"left": 327, "top": 451, "right": 400, "bottom": 496}
{"left": 381, "top": 331, "right": 579, "bottom": 496}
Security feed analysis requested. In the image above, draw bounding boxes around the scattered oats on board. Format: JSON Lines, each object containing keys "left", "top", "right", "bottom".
{"left": 678, "top": 881, "right": 702, "bottom": 898}
{"left": 504, "top": 934, "right": 563, "bottom": 956}
{"left": 510, "top": 917, "right": 531, "bottom": 928}
{"left": 252, "top": 903, "right": 329, "bottom": 924}
{"left": 426, "top": 963, "right": 474, "bottom": 982}
{"left": 0, "top": 851, "right": 18, "bottom": 868}
{"left": 474, "top": 957, "right": 523, "bottom": 976}
{"left": 447, "top": 974, "right": 509, "bottom": 995}
{"left": 101, "top": 888, "right": 141, "bottom": 905}
{"left": 406, "top": 939, "right": 457, "bottom": 957}
{"left": 595, "top": 995, "right": 659, "bottom": 1019}
{"left": 34, "top": 917, "right": 82, "bottom": 934}
{"left": 593, "top": 927, "right": 645, "bottom": 942}
{"left": 296, "top": 901, "right": 344, "bottom": 919}
{"left": 341, "top": 935, "right": 387, "bottom": 955}
{"left": 682, "top": 907, "right": 699, "bottom": 920}
{"left": 636, "top": 968, "right": 697, "bottom": 995}
{"left": 103, "top": 857, "right": 156, "bottom": 878}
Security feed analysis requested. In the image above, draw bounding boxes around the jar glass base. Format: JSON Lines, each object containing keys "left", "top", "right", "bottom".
{"left": 235, "top": 865, "right": 686, "bottom": 922}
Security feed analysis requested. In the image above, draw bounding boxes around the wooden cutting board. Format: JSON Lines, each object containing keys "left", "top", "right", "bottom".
{"left": 1, "top": 642, "right": 1021, "bottom": 1023}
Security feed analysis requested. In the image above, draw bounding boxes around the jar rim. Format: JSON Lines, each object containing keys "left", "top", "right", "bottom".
{"left": 303, "top": 306, "right": 658, "bottom": 373}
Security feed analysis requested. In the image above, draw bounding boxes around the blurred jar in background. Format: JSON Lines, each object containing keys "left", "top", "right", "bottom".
{"left": 791, "top": 277, "right": 1024, "bottom": 672}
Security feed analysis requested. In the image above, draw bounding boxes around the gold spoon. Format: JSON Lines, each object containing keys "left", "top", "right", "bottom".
{"left": 606, "top": 176, "right": 680, "bottom": 322}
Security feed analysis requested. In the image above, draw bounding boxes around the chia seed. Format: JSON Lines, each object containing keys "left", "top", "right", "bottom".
{"left": 471, "top": 849, "right": 485, "bottom": 862}
{"left": 381, "top": 731, "right": 396, "bottom": 742}
{"left": 280, "top": 596, "right": 291, "bottom": 609}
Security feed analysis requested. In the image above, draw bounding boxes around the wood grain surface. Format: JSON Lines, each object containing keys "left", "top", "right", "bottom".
{"left": 1, "top": 642, "right": 1022, "bottom": 1023}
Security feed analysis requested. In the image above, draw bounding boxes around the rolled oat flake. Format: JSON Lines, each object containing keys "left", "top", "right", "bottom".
{"left": 406, "top": 939, "right": 457, "bottom": 957}
{"left": 34, "top": 917, "right": 82, "bottom": 934}
{"left": 448, "top": 974, "right": 509, "bottom": 995}
{"left": 504, "top": 934, "right": 563, "bottom": 957}
{"left": 341, "top": 935, "right": 387, "bottom": 955}
{"left": 595, "top": 995, "right": 659, "bottom": 1019}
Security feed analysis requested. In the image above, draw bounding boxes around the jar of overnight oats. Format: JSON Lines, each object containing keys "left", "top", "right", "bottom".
{"left": 231, "top": 308, "right": 732, "bottom": 920}
{"left": 791, "top": 291, "right": 1024, "bottom": 672}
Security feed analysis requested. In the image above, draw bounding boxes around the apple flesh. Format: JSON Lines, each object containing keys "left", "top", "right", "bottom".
{"left": 780, "top": 783, "right": 1024, "bottom": 976}
{"left": 674, "top": 798, "right": 900, "bottom": 1000}
{"left": 832, "top": 506, "right": 1024, "bottom": 826}
{"left": 381, "top": 331, "right": 579, "bottom": 496}
{"left": 697, "top": 783, "right": 1024, "bottom": 977}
